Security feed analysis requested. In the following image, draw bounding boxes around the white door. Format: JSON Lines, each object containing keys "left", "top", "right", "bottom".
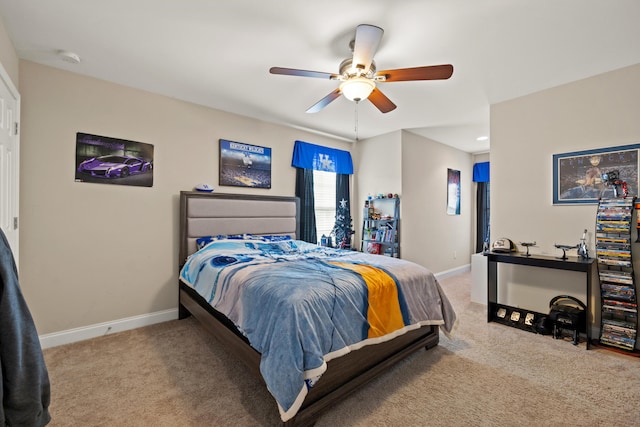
{"left": 0, "top": 64, "right": 20, "bottom": 267}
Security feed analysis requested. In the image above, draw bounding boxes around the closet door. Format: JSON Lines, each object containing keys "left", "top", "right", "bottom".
{"left": 0, "top": 64, "right": 20, "bottom": 267}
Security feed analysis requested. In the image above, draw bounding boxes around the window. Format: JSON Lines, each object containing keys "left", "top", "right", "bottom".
{"left": 313, "top": 170, "right": 336, "bottom": 242}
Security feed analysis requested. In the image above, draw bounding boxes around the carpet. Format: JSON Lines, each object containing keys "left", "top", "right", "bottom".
{"left": 43, "top": 272, "right": 640, "bottom": 426}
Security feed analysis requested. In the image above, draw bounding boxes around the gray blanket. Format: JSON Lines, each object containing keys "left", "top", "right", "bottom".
{"left": 0, "top": 229, "right": 51, "bottom": 426}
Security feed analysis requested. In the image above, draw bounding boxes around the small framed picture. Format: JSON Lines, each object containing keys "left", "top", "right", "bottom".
{"left": 497, "top": 308, "right": 507, "bottom": 318}
{"left": 510, "top": 311, "right": 521, "bottom": 322}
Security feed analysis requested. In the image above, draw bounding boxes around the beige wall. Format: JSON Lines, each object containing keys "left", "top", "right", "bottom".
{"left": 354, "top": 129, "right": 473, "bottom": 274}
{"left": 491, "top": 63, "right": 640, "bottom": 316}
{"left": 18, "top": 60, "right": 352, "bottom": 335}
{"left": 401, "top": 130, "right": 473, "bottom": 272}
{"left": 0, "top": 17, "right": 18, "bottom": 86}
{"left": 352, "top": 130, "right": 402, "bottom": 252}
{"left": 491, "top": 63, "right": 640, "bottom": 252}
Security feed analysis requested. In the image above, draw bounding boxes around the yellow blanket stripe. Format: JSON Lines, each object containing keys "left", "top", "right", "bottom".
{"left": 330, "top": 262, "right": 404, "bottom": 338}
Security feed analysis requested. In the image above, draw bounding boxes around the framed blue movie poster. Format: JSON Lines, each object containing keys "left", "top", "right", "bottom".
{"left": 447, "top": 168, "right": 461, "bottom": 215}
{"left": 553, "top": 143, "right": 640, "bottom": 205}
{"left": 219, "top": 139, "right": 272, "bottom": 188}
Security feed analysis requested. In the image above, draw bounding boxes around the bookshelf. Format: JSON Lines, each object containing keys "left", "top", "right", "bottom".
{"left": 595, "top": 197, "right": 638, "bottom": 352}
{"left": 361, "top": 196, "right": 400, "bottom": 258}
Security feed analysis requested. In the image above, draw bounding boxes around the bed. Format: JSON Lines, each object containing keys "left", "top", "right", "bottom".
{"left": 178, "top": 191, "right": 456, "bottom": 426}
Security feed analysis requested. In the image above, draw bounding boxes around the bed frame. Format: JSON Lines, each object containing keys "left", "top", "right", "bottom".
{"left": 178, "top": 191, "right": 440, "bottom": 426}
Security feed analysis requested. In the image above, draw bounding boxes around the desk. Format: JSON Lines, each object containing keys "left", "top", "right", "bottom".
{"left": 487, "top": 252, "right": 596, "bottom": 349}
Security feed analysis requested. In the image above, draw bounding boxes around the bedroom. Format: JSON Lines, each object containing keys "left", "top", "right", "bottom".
{"left": 1, "top": 1, "right": 640, "bottom": 426}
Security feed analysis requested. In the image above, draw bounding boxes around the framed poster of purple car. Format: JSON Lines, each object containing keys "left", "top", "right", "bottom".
{"left": 75, "top": 132, "right": 154, "bottom": 187}
{"left": 219, "top": 139, "right": 271, "bottom": 188}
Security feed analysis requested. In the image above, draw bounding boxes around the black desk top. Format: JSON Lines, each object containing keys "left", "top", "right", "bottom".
{"left": 486, "top": 251, "right": 595, "bottom": 272}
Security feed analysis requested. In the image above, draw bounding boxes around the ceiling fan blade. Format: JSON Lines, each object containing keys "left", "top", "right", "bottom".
{"left": 351, "top": 24, "right": 383, "bottom": 74}
{"left": 306, "top": 88, "right": 342, "bottom": 113}
{"left": 270, "top": 67, "right": 338, "bottom": 80}
{"left": 368, "top": 87, "right": 396, "bottom": 113}
{"left": 376, "top": 64, "right": 454, "bottom": 82}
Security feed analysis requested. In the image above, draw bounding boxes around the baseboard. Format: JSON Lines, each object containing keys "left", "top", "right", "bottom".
{"left": 435, "top": 263, "right": 470, "bottom": 280}
{"left": 39, "top": 308, "right": 179, "bottom": 349}
{"left": 40, "top": 266, "right": 469, "bottom": 349}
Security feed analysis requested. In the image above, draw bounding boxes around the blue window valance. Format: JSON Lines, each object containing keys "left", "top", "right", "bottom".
{"left": 291, "top": 140, "right": 353, "bottom": 174}
{"left": 473, "top": 162, "right": 490, "bottom": 182}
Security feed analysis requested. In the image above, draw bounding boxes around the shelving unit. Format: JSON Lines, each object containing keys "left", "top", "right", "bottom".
{"left": 361, "top": 197, "right": 400, "bottom": 258}
{"left": 595, "top": 197, "right": 638, "bottom": 352}
{"left": 487, "top": 252, "right": 594, "bottom": 348}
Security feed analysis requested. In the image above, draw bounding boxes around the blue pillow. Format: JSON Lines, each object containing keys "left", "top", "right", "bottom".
{"left": 196, "top": 234, "right": 293, "bottom": 250}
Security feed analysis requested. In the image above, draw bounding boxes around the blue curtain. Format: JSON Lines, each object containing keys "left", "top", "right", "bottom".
{"left": 295, "top": 167, "right": 317, "bottom": 244}
{"left": 473, "top": 162, "right": 490, "bottom": 182}
{"left": 292, "top": 140, "right": 354, "bottom": 174}
{"left": 292, "top": 141, "right": 354, "bottom": 245}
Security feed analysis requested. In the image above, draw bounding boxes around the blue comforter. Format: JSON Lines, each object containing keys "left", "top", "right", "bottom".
{"left": 180, "top": 238, "right": 456, "bottom": 422}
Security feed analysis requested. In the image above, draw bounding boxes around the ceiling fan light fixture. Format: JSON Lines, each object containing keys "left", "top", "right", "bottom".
{"left": 340, "top": 77, "right": 375, "bottom": 102}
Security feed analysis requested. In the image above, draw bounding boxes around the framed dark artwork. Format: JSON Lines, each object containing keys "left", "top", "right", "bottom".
{"left": 552, "top": 143, "right": 640, "bottom": 205}
{"left": 219, "top": 139, "right": 272, "bottom": 188}
{"left": 447, "top": 168, "right": 461, "bottom": 215}
{"left": 75, "top": 132, "right": 154, "bottom": 187}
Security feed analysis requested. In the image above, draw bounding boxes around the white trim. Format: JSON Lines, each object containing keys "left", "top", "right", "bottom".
{"left": 39, "top": 308, "right": 179, "bottom": 349}
{"left": 38, "top": 264, "right": 469, "bottom": 349}
{"left": 434, "top": 263, "right": 470, "bottom": 280}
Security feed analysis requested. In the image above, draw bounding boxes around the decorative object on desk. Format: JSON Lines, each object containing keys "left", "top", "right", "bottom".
{"left": 520, "top": 241, "right": 536, "bottom": 257}
{"left": 491, "top": 238, "right": 516, "bottom": 253}
{"left": 577, "top": 229, "right": 589, "bottom": 259}
{"left": 554, "top": 244, "right": 577, "bottom": 260}
{"left": 548, "top": 295, "right": 586, "bottom": 346}
{"left": 552, "top": 143, "right": 640, "bottom": 205}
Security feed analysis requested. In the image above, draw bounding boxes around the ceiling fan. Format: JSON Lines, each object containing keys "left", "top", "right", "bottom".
{"left": 269, "top": 24, "right": 453, "bottom": 114}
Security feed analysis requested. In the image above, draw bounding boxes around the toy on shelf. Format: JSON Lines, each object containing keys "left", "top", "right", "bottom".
{"left": 519, "top": 241, "right": 536, "bottom": 257}
{"left": 554, "top": 244, "right": 578, "bottom": 260}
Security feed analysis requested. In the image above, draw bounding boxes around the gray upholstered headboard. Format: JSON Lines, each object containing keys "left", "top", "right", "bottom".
{"left": 179, "top": 191, "right": 300, "bottom": 265}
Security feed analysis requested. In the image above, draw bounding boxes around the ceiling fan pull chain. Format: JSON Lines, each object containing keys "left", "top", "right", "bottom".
{"left": 354, "top": 102, "right": 359, "bottom": 141}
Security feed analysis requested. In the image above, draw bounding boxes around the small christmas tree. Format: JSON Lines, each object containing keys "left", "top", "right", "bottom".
{"left": 332, "top": 198, "right": 354, "bottom": 249}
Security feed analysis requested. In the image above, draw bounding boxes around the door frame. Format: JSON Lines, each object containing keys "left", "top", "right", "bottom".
{"left": 0, "top": 61, "right": 20, "bottom": 268}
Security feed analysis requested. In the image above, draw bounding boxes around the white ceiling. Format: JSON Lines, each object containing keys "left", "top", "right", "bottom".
{"left": 1, "top": 1, "right": 639, "bottom": 153}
